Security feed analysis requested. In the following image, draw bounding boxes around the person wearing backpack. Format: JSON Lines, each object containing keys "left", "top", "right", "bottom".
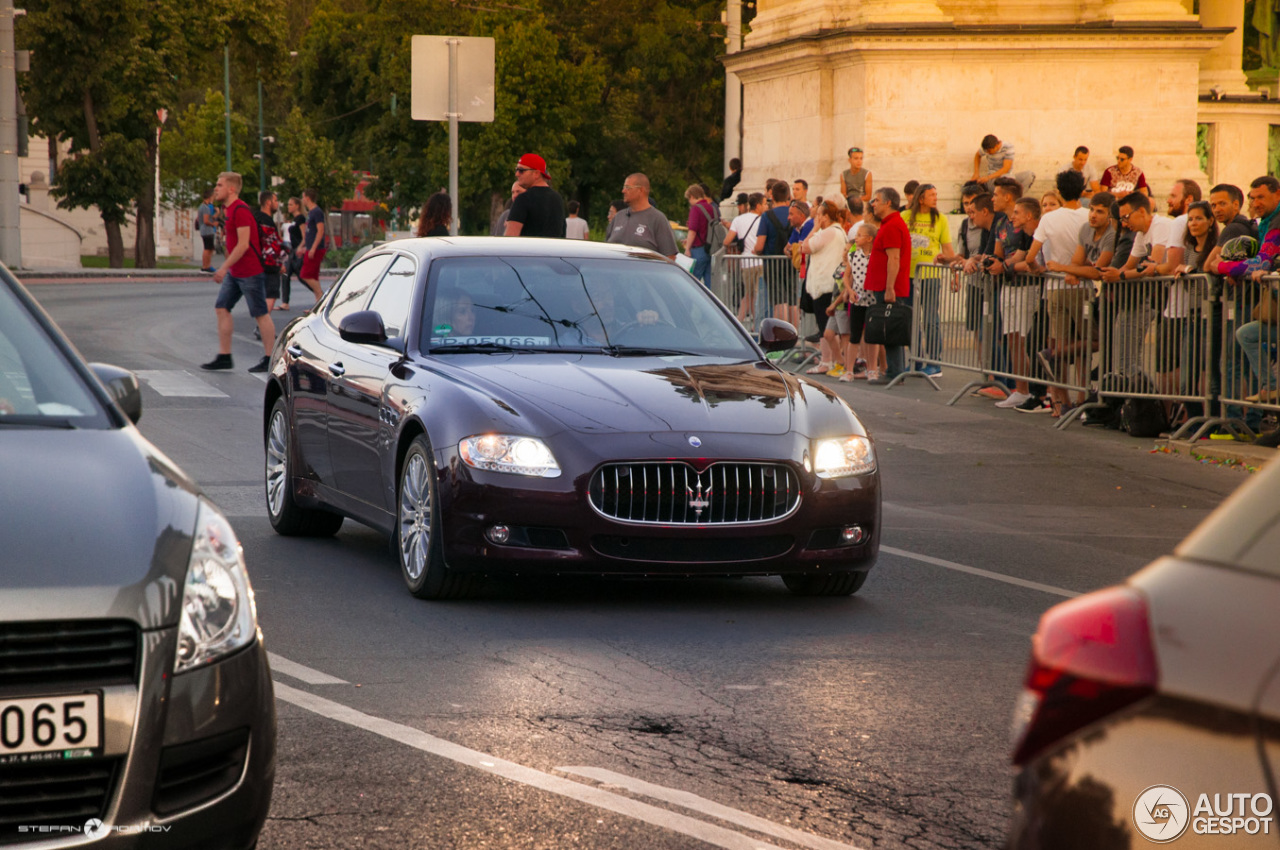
{"left": 253, "top": 191, "right": 288, "bottom": 319}
{"left": 197, "top": 187, "right": 218, "bottom": 273}
{"left": 683, "top": 184, "right": 722, "bottom": 288}
{"left": 753, "top": 181, "right": 801, "bottom": 327}
{"left": 201, "top": 172, "right": 275, "bottom": 374}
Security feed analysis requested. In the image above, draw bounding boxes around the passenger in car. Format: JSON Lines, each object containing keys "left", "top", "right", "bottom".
{"left": 436, "top": 291, "right": 477, "bottom": 337}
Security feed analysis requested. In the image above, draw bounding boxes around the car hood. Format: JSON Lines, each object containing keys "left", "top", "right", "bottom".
{"left": 453, "top": 358, "right": 797, "bottom": 435}
{"left": 0, "top": 428, "right": 200, "bottom": 628}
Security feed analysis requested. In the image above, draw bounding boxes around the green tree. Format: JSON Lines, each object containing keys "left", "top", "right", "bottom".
{"left": 50, "top": 134, "right": 151, "bottom": 254}
{"left": 160, "top": 91, "right": 258, "bottom": 211}
{"left": 273, "top": 107, "right": 355, "bottom": 209}
{"left": 19, "top": 0, "right": 286, "bottom": 267}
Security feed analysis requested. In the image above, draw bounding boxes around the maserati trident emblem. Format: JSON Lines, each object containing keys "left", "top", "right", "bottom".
{"left": 688, "top": 435, "right": 702, "bottom": 448}
{"left": 686, "top": 479, "right": 713, "bottom": 519}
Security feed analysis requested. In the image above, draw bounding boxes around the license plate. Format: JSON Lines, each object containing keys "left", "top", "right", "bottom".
{"left": 0, "top": 694, "right": 101, "bottom": 759}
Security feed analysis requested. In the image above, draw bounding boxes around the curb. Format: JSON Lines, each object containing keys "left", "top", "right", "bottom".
{"left": 1154, "top": 438, "right": 1274, "bottom": 474}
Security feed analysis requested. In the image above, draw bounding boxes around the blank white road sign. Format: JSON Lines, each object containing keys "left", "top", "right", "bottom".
{"left": 410, "top": 35, "right": 496, "bottom": 123}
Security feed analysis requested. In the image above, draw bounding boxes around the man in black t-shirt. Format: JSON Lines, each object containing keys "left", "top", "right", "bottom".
{"left": 279, "top": 196, "right": 305, "bottom": 310}
{"left": 504, "top": 153, "right": 566, "bottom": 238}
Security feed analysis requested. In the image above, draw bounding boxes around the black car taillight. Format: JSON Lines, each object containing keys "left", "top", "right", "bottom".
{"left": 1011, "top": 586, "right": 1158, "bottom": 766}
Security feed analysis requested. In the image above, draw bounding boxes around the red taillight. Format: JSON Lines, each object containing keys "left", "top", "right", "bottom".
{"left": 1011, "top": 586, "right": 1159, "bottom": 766}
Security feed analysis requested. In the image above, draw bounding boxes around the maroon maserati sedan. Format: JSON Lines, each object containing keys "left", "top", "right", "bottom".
{"left": 1008, "top": 459, "right": 1280, "bottom": 848}
{"left": 261, "top": 238, "right": 880, "bottom": 599}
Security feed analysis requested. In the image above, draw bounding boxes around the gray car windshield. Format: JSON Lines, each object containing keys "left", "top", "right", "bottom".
{"left": 421, "top": 256, "right": 757, "bottom": 358}
{"left": 0, "top": 283, "right": 109, "bottom": 429}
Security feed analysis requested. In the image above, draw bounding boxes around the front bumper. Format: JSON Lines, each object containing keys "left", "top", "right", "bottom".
{"left": 437, "top": 452, "right": 881, "bottom": 576}
{"left": 8, "top": 630, "right": 275, "bottom": 850}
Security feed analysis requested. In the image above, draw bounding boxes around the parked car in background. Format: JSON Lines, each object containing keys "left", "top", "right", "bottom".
{"left": 263, "top": 237, "right": 881, "bottom": 599}
{"left": 0, "top": 268, "right": 274, "bottom": 847}
{"left": 1008, "top": 458, "right": 1280, "bottom": 848}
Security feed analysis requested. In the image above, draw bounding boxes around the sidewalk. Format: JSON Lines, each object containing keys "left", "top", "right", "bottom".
{"left": 802, "top": 362, "right": 1274, "bottom": 474}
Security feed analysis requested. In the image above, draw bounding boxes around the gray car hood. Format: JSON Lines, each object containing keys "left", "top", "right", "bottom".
{"left": 0, "top": 428, "right": 199, "bottom": 628}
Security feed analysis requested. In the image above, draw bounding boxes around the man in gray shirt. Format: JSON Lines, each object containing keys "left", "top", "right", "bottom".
{"left": 606, "top": 173, "right": 679, "bottom": 259}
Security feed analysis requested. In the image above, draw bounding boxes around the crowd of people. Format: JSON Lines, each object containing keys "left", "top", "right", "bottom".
{"left": 193, "top": 143, "right": 1279, "bottom": 448}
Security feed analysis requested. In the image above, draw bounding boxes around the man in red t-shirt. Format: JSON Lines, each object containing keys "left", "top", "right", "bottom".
{"left": 202, "top": 171, "right": 276, "bottom": 373}
{"left": 865, "top": 187, "right": 911, "bottom": 383}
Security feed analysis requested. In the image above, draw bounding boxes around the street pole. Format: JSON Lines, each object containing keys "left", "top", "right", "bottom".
{"left": 224, "top": 47, "right": 232, "bottom": 172}
{"left": 446, "top": 37, "right": 459, "bottom": 237}
{"left": 258, "top": 74, "right": 265, "bottom": 193}
{"left": 0, "top": 0, "right": 21, "bottom": 268}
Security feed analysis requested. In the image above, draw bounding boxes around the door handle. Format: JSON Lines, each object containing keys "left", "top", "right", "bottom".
{"left": 287, "top": 345, "right": 303, "bottom": 358}
{"left": 328, "top": 362, "right": 346, "bottom": 377}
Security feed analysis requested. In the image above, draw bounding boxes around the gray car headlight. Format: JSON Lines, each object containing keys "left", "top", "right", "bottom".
{"left": 175, "top": 499, "right": 259, "bottom": 674}
{"left": 459, "top": 434, "right": 562, "bottom": 478}
{"left": 812, "top": 436, "right": 876, "bottom": 478}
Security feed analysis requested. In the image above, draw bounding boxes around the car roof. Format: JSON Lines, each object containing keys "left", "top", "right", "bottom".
{"left": 367, "top": 236, "right": 670, "bottom": 265}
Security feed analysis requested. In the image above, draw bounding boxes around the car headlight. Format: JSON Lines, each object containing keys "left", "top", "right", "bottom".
{"left": 812, "top": 436, "right": 876, "bottom": 478}
{"left": 175, "top": 499, "right": 259, "bottom": 674}
{"left": 459, "top": 434, "right": 562, "bottom": 478}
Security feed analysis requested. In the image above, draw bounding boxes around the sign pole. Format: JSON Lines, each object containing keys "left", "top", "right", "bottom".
{"left": 446, "top": 38, "right": 459, "bottom": 236}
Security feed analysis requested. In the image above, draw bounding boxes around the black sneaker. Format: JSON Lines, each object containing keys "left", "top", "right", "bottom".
{"left": 248, "top": 356, "right": 271, "bottom": 374}
{"left": 1015, "top": 396, "right": 1049, "bottom": 413}
{"left": 200, "top": 354, "right": 233, "bottom": 371}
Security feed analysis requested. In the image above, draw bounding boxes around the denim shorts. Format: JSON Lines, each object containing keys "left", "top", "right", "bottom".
{"left": 215, "top": 273, "right": 268, "bottom": 317}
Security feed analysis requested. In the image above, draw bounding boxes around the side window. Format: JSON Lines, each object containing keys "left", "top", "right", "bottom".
{"left": 365, "top": 255, "right": 417, "bottom": 338}
{"left": 326, "top": 255, "right": 393, "bottom": 328}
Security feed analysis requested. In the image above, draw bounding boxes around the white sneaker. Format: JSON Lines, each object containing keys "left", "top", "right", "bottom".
{"left": 805, "top": 361, "right": 833, "bottom": 374}
{"left": 995, "top": 391, "right": 1031, "bottom": 409}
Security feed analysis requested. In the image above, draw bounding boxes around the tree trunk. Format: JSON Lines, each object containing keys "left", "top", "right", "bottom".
{"left": 105, "top": 220, "right": 124, "bottom": 268}
{"left": 134, "top": 135, "right": 157, "bottom": 268}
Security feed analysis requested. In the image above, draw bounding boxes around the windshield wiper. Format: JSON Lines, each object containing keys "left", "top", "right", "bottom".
{"left": 0, "top": 416, "right": 77, "bottom": 429}
{"left": 603, "top": 346, "right": 701, "bottom": 357}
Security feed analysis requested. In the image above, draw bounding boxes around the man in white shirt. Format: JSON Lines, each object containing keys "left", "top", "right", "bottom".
{"left": 725, "top": 192, "right": 765, "bottom": 326}
{"left": 1099, "top": 191, "right": 1175, "bottom": 387}
{"left": 1151, "top": 179, "right": 1201, "bottom": 273}
{"left": 564, "top": 200, "right": 590, "bottom": 240}
{"left": 1026, "top": 170, "right": 1091, "bottom": 412}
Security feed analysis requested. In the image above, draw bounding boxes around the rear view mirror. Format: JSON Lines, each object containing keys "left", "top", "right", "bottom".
{"left": 758, "top": 318, "right": 798, "bottom": 353}
{"left": 338, "top": 310, "right": 388, "bottom": 346}
{"left": 90, "top": 362, "right": 142, "bottom": 424}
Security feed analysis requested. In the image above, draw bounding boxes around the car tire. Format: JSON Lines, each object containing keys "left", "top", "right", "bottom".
{"left": 265, "top": 398, "right": 344, "bottom": 537}
{"left": 781, "top": 571, "right": 867, "bottom": 597}
{"left": 397, "top": 435, "right": 479, "bottom": 600}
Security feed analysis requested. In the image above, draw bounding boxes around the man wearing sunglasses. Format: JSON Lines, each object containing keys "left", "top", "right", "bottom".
{"left": 504, "top": 153, "right": 567, "bottom": 238}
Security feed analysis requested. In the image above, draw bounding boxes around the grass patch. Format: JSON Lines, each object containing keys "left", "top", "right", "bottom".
{"left": 80, "top": 255, "right": 196, "bottom": 270}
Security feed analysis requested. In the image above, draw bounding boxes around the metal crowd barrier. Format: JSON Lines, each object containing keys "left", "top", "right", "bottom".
{"left": 897, "top": 264, "right": 1095, "bottom": 410}
{"left": 713, "top": 252, "right": 820, "bottom": 369}
{"left": 1064, "top": 274, "right": 1215, "bottom": 432}
{"left": 1208, "top": 273, "right": 1280, "bottom": 439}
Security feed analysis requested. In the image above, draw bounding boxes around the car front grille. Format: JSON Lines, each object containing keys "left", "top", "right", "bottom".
{"left": 0, "top": 621, "right": 139, "bottom": 690}
{"left": 0, "top": 758, "right": 120, "bottom": 845}
{"left": 588, "top": 462, "right": 801, "bottom": 525}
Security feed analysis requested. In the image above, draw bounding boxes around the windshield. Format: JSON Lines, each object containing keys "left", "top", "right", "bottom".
{"left": 420, "top": 256, "right": 757, "bottom": 358}
{"left": 0, "top": 282, "right": 110, "bottom": 429}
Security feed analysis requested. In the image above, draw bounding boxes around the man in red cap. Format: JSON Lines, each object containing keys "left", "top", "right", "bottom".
{"left": 503, "top": 153, "right": 566, "bottom": 238}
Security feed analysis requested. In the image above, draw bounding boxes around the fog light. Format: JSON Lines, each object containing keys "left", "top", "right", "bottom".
{"left": 486, "top": 525, "right": 511, "bottom": 545}
{"left": 841, "top": 525, "right": 865, "bottom": 545}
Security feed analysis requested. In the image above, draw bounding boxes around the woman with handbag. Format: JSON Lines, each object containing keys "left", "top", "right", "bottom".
{"left": 799, "top": 201, "right": 849, "bottom": 374}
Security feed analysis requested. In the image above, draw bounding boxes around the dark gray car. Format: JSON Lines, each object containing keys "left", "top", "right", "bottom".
{"left": 0, "top": 269, "right": 274, "bottom": 847}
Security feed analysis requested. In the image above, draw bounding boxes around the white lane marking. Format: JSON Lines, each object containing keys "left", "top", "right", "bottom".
{"left": 135, "top": 370, "right": 228, "bottom": 398}
{"left": 272, "top": 680, "right": 795, "bottom": 850}
{"left": 558, "top": 767, "right": 862, "bottom": 850}
{"left": 268, "top": 653, "right": 349, "bottom": 685}
{"left": 880, "top": 545, "right": 1080, "bottom": 598}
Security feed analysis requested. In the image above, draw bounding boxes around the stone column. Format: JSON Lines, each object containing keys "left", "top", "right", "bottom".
{"left": 26, "top": 170, "right": 47, "bottom": 212}
{"left": 1198, "top": 0, "right": 1251, "bottom": 96}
